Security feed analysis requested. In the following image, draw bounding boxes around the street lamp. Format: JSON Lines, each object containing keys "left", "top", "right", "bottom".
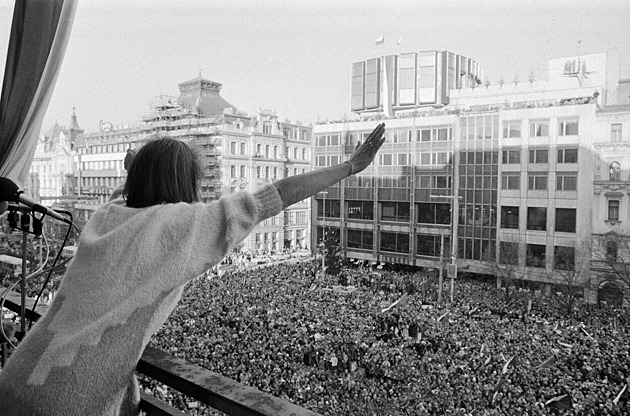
{"left": 320, "top": 191, "right": 328, "bottom": 272}
{"left": 430, "top": 194, "right": 462, "bottom": 303}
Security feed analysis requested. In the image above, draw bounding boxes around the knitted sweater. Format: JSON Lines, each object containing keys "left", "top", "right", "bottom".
{"left": 0, "top": 185, "right": 283, "bottom": 416}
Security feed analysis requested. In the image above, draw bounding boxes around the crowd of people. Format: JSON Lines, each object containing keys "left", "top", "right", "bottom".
{"left": 142, "top": 260, "right": 630, "bottom": 415}
{"left": 0, "top": 234, "right": 67, "bottom": 302}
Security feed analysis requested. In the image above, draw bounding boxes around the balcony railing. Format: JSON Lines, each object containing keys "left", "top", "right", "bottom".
{"left": 1, "top": 291, "right": 320, "bottom": 416}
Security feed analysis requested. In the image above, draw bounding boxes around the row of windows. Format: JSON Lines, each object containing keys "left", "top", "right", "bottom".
{"left": 285, "top": 210, "right": 309, "bottom": 225}
{"left": 80, "top": 176, "right": 123, "bottom": 188}
{"left": 316, "top": 127, "right": 453, "bottom": 147}
{"left": 81, "top": 160, "right": 124, "bottom": 171}
{"left": 231, "top": 165, "right": 307, "bottom": 179}
{"left": 500, "top": 206, "right": 576, "bottom": 233}
{"left": 501, "top": 172, "right": 577, "bottom": 191}
{"left": 77, "top": 143, "right": 134, "bottom": 155}
{"left": 501, "top": 172, "right": 578, "bottom": 191}
{"left": 281, "top": 127, "right": 310, "bottom": 141}
{"left": 501, "top": 119, "right": 579, "bottom": 139}
{"left": 32, "top": 163, "right": 71, "bottom": 173}
{"left": 318, "top": 200, "right": 451, "bottom": 225}
{"left": 345, "top": 228, "right": 452, "bottom": 257}
{"left": 502, "top": 148, "right": 578, "bottom": 164}
{"left": 499, "top": 242, "right": 576, "bottom": 270}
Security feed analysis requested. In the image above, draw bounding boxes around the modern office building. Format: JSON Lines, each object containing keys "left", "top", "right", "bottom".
{"left": 351, "top": 50, "right": 483, "bottom": 115}
{"left": 314, "top": 50, "right": 629, "bottom": 306}
{"left": 33, "top": 77, "right": 312, "bottom": 252}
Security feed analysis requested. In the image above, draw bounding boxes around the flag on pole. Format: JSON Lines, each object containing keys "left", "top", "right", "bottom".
{"left": 613, "top": 384, "right": 627, "bottom": 405}
{"left": 502, "top": 355, "right": 516, "bottom": 374}
{"left": 381, "top": 293, "right": 408, "bottom": 313}
{"left": 536, "top": 356, "right": 556, "bottom": 370}
{"left": 375, "top": 36, "right": 385, "bottom": 45}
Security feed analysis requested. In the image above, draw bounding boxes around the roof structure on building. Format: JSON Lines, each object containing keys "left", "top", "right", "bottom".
{"left": 177, "top": 77, "right": 237, "bottom": 116}
{"left": 68, "top": 106, "right": 82, "bottom": 131}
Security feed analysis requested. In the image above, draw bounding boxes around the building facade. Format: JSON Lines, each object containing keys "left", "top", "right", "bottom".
{"left": 35, "top": 77, "right": 312, "bottom": 253}
{"left": 314, "top": 50, "right": 629, "bottom": 306}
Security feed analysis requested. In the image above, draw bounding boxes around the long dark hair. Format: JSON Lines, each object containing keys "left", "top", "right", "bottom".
{"left": 123, "top": 137, "right": 203, "bottom": 208}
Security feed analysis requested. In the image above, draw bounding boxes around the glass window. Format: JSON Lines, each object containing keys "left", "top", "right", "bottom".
{"left": 529, "top": 149, "right": 548, "bottom": 163}
{"left": 528, "top": 174, "right": 548, "bottom": 190}
{"left": 529, "top": 120, "right": 549, "bottom": 137}
{"left": 230, "top": 142, "right": 237, "bottom": 154}
{"left": 502, "top": 149, "right": 520, "bottom": 164}
{"left": 611, "top": 123, "right": 622, "bottom": 142}
{"left": 420, "top": 129, "right": 431, "bottom": 142}
{"left": 608, "top": 200, "right": 620, "bottom": 221}
{"left": 555, "top": 208, "right": 576, "bottom": 233}
{"left": 417, "top": 203, "right": 450, "bottom": 225}
{"left": 501, "top": 174, "right": 520, "bottom": 190}
{"left": 606, "top": 240, "right": 618, "bottom": 262}
{"left": 381, "top": 201, "right": 410, "bottom": 222}
{"left": 527, "top": 207, "right": 547, "bottom": 231}
{"left": 526, "top": 244, "right": 546, "bottom": 268}
{"left": 501, "top": 206, "right": 519, "bottom": 229}
{"left": 503, "top": 121, "right": 521, "bottom": 138}
{"left": 347, "top": 200, "right": 374, "bottom": 220}
{"left": 556, "top": 173, "right": 577, "bottom": 191}
{"left": 557, "top": 148, "right": 578, "bottom": 163}
{"left": 417, "top": 234, "right": 450, "bottom": 257}
{"left": 240, "top": 142, "right": 246, "bottom": 154}
{"left": 610, "top": 162, "right": 621, "bottom": 181}
{"left": 380, "top": 232, "right": 409, "bottom": 253}
{"left": 559, "top": 120, "right": 579, "bottom": 136}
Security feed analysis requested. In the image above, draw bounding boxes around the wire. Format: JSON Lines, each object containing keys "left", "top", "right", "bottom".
{"left": 1, "top": 280, "right": 21, "bottom": 349}
{"left": 0, "top": 230, "right": 49, "bottom": 350}
{"left": 30, "top": 215, "right": 75, "bottom": 329}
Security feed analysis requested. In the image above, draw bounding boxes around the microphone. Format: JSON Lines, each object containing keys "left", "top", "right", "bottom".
{"left": 0, "top": 177, "right": 71, "bottom": 224}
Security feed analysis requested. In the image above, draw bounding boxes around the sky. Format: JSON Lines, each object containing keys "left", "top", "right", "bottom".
{"left": 0, "top": 0, "right": 629, "bottom": 134}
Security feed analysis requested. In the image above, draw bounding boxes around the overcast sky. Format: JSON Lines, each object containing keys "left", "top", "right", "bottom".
{"left": 1, "top": 0, "right": 629, "bottom": 133}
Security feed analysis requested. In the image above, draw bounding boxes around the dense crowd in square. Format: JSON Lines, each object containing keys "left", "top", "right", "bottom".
{"left": 142, "top": 259, "right": 630, "bottom": 415}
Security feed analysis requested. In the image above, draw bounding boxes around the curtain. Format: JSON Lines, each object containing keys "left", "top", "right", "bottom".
{"left": 0, "top": 0, "right": 77, "bottom": 186}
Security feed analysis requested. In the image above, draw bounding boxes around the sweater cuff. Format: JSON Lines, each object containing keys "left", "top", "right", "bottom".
{"left": 254, "top": 185, "right": 283, "bottom": 220}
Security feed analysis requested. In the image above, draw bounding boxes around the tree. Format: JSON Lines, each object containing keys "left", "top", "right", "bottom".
{"left": 321, "top": 228, "right": 342, "bottom": 276}
{"left": 553, "top": 244, "right": 589, "bottom": 314}
{"left": 482, "top": 235, "right": 521, "bottom": 303}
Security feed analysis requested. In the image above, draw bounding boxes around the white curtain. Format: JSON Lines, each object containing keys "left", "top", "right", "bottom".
{"left": 0, "top": 0, "right": 77, "bottom": 186}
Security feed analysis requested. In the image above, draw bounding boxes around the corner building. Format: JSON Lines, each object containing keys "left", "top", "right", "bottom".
{"left": 314, "top": 50, "right": 630, "bottom": 306}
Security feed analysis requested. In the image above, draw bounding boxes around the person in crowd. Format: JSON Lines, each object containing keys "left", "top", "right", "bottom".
{"left": 0, "top": 123, "right": 386, "bottom": 416}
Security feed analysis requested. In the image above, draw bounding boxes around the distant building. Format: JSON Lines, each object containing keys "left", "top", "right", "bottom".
{"left": 315, "top": 50, "right": 629, "bottom": 306}
{"left": 351, "top": 50, "right": 482, "bottom": 115}
{"left": 27, "top": 107, "right": 83, "bottom": 204}
{"left": 59, "top": 77, "right": 311, "bottom": 252}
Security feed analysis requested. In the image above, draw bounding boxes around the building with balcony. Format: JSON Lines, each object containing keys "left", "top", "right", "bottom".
{"left": 314, "top": 50, "right": 630, "bottom": 306}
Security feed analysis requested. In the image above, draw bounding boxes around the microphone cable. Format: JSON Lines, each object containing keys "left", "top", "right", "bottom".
{"left": 29, "top": 211, "right": 79, "bottom": 329}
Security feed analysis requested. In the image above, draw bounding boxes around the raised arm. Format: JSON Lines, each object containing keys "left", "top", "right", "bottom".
{"left": 273, "top": 123, "right": 385, "bottom": 208}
